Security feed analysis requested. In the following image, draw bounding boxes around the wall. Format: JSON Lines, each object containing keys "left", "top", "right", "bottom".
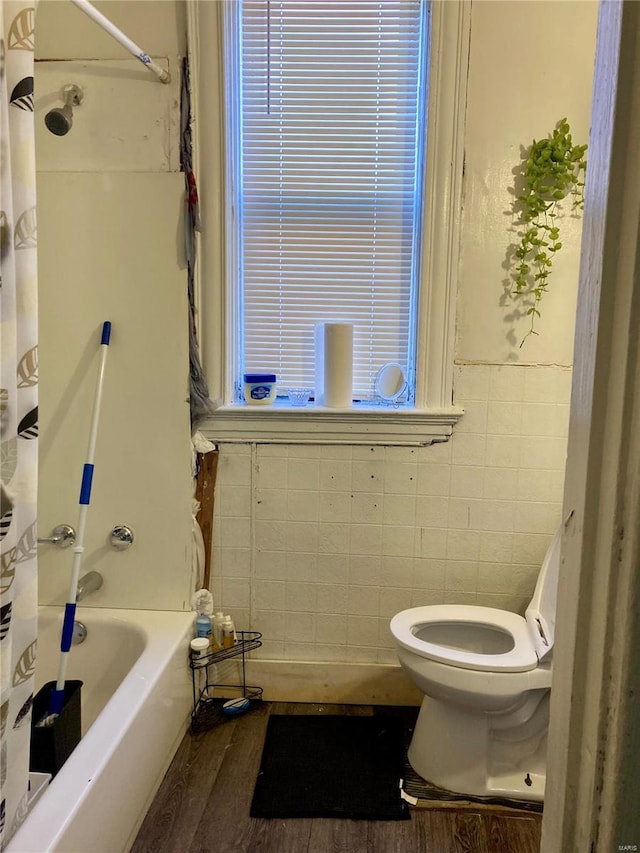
{"left": 31, "top": 0, "right": 599, "bottom": 689}
{"left": 213, "top": 364, "right": 570, "bottom": 668}
{"left": 458, "top": 1, "right": 595, "bottom": 364}
{"left": 210, "top": 1, "right": 599, "bottom": 697}
{"left": 35, "top": 1, "right": 194, "bottom": 610}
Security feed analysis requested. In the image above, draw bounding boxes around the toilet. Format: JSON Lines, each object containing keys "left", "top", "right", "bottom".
{"left": 390, "top": 528, "right": 562, "bottom": 803}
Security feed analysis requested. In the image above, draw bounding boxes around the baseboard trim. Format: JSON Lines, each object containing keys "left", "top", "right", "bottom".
{"left": 245, "top": 660, "right": 422, "bottom": 706}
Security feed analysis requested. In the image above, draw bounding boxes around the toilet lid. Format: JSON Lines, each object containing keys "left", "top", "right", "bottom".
{"left": 390, "top": 605, "right": 539, "bottom": 672}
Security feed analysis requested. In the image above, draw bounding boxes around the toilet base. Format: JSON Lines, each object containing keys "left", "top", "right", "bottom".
{"left": 408, "top": 693, "right": 547, "bottom": 803}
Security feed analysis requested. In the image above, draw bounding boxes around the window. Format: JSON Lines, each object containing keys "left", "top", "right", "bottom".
{"left": 189, "top": 0, "right": 469, "bottom": 443}
{"left": 234, "top": 0, "right": 426, "bottom": 404}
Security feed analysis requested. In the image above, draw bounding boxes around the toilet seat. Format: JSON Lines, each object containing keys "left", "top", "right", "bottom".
{"left": 390, "top": 605, "right": 539, "bottom": 673}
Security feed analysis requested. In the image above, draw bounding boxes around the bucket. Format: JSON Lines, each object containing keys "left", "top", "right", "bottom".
{"left": 30, "top": 680, "right": 83, "bottom": 777}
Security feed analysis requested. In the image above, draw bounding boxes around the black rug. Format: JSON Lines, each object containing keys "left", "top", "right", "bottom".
{"left": 250, "top": 714, "right": 410, "bottom": 820}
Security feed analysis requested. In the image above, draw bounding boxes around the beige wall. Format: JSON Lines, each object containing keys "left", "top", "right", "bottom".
{"left": 458, "top": 1, "right": 596, "bottom": 365}
{"left": 210, "top": 1, "right": 599, "bottom": 674}
{"left": 213, "top": 363, "right": 571, "bottom": 666}
{"left": 33, "top": 1, "right": 599, "bottom": 679}
{"left": 36, "top": 0, "right": 185, "bottom": 60}
{"left": 35, "top": 1, "right": 193, "bottom": 610}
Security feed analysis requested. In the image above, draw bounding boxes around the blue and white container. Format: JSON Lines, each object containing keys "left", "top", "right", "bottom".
{"left": 244, "top": 373, "right": 277, "bottom": 405}
{"left": 195, "top": 611, "right": 212, "bottom": 640}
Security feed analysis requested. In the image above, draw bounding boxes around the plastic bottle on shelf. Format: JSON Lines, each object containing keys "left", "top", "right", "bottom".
{"left": 208, "top": 617, "right": 221, "bottom": 652}
{"left": 222, "top": 616, "right": 236, "bottom": 649}
{"left": 212, "top": 611, "right": 225, "bottom": 648}
{"left": 190, "top": 636, "right": 210, "bottom": 699}
{"left": 193, "top": 588, "right": 214, "bottom": 646}
{"left": 195, "top": 611, "right": 212, "bottom": 644}
{"left": 227, "top": 614, "right": 238, "bottom": 643}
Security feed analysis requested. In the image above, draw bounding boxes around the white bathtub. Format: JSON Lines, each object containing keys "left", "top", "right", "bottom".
{"left": 7, "top": 606, "right": 194, "bottom": 853}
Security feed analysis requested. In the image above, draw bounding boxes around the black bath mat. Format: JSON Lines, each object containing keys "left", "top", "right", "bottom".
{"left": 250, "top": 714, "right": 409, "bottom": 820}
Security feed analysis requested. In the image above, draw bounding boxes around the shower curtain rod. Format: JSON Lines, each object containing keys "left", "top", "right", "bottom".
{"left": 70, "top": 0, "right": 171, "bottom": 83}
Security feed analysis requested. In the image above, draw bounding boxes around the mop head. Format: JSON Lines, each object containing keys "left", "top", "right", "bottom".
{"left": 35, "top": 684, "right": 67, "bottom": 727}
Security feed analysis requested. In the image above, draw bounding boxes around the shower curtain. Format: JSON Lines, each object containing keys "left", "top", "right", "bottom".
{"left": 0, "top": 1, "right": 38, "bottom": 847}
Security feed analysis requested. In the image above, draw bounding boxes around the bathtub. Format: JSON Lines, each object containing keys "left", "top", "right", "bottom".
{"left": 6, "top": 606, "right": 194, "bottom": 853}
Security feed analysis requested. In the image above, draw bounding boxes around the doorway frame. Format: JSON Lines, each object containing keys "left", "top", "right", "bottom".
{"left": 543, "top": 1, "right": 640, "bottom": 850}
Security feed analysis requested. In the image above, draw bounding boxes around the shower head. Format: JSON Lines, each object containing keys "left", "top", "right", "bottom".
{"left": 44, "top": 84, "right": 84, "bottom": 136}
{"left": 45, "top": 103, "right": 74, "bottom": 136}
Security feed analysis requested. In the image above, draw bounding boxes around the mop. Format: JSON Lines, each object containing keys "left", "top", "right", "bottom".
{"left": 37, "top": 321, "right": 112, "bottom": 726}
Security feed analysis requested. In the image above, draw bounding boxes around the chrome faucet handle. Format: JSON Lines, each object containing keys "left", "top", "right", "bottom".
{"left": 37, "top": 524, "right": 76, "bottom": 548}
{"left": 110, "top": 525, "right": 134, "bottom": 550}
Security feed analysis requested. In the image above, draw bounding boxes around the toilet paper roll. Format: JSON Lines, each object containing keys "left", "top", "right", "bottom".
{"left": 315, "top": 322, "right": 353, "bottom": 407}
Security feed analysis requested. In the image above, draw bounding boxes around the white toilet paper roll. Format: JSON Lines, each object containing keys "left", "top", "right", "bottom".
{"left": 315, "top": 323, "right": 353, "bottom": 407}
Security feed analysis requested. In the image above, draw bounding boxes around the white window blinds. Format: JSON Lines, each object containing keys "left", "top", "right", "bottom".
{"left": 236, "top": 0, "right": 428, "bottom": 402}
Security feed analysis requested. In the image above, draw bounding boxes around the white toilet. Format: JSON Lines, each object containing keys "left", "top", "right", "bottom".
{"left": 390, "top": 528, "right": 562, "bottom": 803}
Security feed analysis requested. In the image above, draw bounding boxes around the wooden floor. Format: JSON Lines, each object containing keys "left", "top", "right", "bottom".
{"left": 132, "top": 702, "right": 542, "bottom": 853}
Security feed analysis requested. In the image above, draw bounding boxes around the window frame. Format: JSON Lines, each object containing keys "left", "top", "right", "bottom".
{"left": 189, "top": 0, "right": 470, "bottom": 445}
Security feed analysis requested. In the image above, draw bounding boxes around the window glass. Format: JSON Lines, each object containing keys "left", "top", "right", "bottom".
{"left": 232, "top": 0, "right": 429, "bottom": 404}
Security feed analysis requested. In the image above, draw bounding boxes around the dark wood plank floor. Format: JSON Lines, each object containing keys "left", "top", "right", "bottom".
{"left": 132, "top": 702, "right": 542, "bottom": 853}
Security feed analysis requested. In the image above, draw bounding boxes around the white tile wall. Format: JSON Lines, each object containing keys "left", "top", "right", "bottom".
{"left": 211, "top": 364, "right": 570, "bottom": 665}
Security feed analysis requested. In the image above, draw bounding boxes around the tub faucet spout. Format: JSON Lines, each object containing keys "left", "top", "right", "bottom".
{"left": 76, "top": 571, "right": 103, "bottom": 601}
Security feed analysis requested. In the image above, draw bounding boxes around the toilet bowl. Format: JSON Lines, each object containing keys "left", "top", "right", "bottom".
{"left": 390, "top": 528, "right": 562, "bottom": 803}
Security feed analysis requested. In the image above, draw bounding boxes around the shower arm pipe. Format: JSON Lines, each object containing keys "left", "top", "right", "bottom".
{"left": 69, "top": 0, "right": 171, "bottom": 84}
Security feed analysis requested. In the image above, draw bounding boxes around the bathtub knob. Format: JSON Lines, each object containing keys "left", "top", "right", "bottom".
{"left": 37, "top": 524, "right": 76, "bottom": 548}
{"left": 110, "top": 525, "right": 134, "bottom": 550}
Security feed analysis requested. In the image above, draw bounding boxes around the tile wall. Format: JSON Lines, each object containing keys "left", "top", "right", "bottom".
{"left": 211, "top": 363, "right": 571, "bottom": 665}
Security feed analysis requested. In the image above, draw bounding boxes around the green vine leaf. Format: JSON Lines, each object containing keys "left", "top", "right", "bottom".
{"left": 510, "top": 119, "right": 587, "bottom": 346}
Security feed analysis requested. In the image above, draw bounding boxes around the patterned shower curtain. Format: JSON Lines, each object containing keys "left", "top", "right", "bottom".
{"left": 0, "top": 1, "right": 38, "bottom": 847}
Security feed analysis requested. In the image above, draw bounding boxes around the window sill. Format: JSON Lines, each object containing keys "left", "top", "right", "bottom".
{"left": 200, "top": 404, "right": 464, "bottom": 446}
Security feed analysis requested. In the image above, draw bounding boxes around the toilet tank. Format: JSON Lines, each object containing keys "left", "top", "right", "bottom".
{"left": 525, "top": 527, "right": 563, "bottom": 662}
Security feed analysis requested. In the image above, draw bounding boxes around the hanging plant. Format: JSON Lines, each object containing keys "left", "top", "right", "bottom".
{"left": 510, "top": 118, "right": 587, "bottom": 346}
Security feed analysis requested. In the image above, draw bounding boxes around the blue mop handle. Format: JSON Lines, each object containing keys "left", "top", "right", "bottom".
{"left": 50, "top": 322, "right": 111, "bottom": 716}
